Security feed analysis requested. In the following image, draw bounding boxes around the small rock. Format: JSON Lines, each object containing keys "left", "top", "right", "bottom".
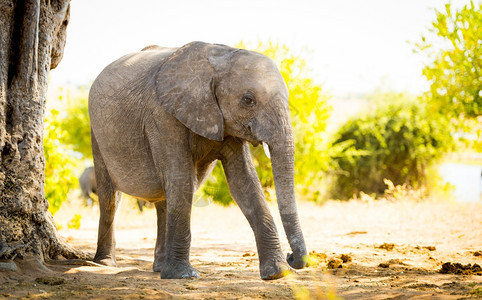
{"left": 0, "top": 261, "right": 17, "bottom": 272}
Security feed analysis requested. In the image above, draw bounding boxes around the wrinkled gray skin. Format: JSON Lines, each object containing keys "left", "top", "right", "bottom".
{"left": 79, "top": 166, "right": 147, "bottom": 211}
{"left": 88, "top": 42, "right": 307, "bottom": 280}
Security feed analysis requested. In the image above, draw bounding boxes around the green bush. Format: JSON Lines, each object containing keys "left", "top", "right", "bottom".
{"left": 414, "top": 1, "right": 481, "bottom": 151}
{"left": 201, "top": 161, "right": 232, "bottom": 206}
{"left": 44, "top": 90, "right": 90, "bottom": 214}
{"left": 67, "top": 214, "right": 82, "bottom": 229}
{"left": 44, "top": 108, "right": 78, "bottom": 215}
{"left": 202, "top": 41, "right": 331, "bottom": 205}
{"left": 58, "top": 91, "right": 92, "bottom": 159}
{"left": 329, "top": 92, "right": 454, "bottom": 200}
{"left": 415, "top": 1, "right": 481, "bottom": 119}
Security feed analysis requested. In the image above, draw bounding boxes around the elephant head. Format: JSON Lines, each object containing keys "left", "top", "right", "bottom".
{"left": 156, "top": 42, "right": 307, "bottom": 269}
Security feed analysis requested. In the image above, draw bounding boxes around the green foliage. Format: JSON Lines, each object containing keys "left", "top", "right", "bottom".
{"left": 263, "top": 43, "right": 332, "bottom": 194}
{"left": 201, "top": 161, "right": 232, "bottom": 206}
{"left": 57, "top": 91, "right": 92, "bottom": 159}
{"left": 44, "top": 108, "right": 78, "bottom": 215}
{"left": 329, "top": 91, "right": 454, "bottom": 200}
{"left": 470, "top": 287, "right": 482, "bottom": 298}
{"left": 44, "top": 90, "right": 91, "bottom": 214}
{"left": 415, "top": 1, "right": 481, "bottom": 151}
{"left": 415, "top": 1, "right": 481, "bottom": 118}
{"left": 67, "top": 214, "right": 82, "bottom": 230}
{"left": 201, "top": 41, "right": 331, "bottom": 205}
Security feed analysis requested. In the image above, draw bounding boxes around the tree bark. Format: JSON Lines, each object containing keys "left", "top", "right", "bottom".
{"left": 0, "top": 0, "right": 85, "bottom": 269}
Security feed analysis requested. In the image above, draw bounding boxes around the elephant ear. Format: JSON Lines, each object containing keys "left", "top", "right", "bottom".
{"left": 155, "top": 41, "right": 225, "bottom": 141}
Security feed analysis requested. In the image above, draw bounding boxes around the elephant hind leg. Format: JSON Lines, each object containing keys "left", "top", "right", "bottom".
{"left": 92, "top": 132, "right": 122, "bottom": 266}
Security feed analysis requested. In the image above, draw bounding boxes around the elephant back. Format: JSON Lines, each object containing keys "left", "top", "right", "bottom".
{"left": 89, "top": 47, "right": 176, "bottom": 129}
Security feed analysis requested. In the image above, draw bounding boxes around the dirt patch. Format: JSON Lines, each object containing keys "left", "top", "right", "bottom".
{"left": 1, "top": 200, "right": 481, "bottom": 299}
{"left": 406, "top": 283, "right": 440, "bottom": 290}
{"left": 388, "top": 258, "right": 406, "bottom": 265}
{"left": 306, "top": 250, "right": 327, "bottom": 267}
{"left": 377, "top": 242, "right": 395, "bottom": 251}
{"left": 327, "top": 258, "right": 343, "bottom": 269}
{"left": 339, "top": 254, "right": 352, "bottom": 263}
{"left": 378, "top": 258, "right": 407, "bottom": 269}
{"left": 345, "top": 231, "right": 367, "bottom": 236}
{"left": 35, "top": 276, "right": 66, "bottom": 286}
{"left": 439, "top": 262, "right": 482, "bottom": 275}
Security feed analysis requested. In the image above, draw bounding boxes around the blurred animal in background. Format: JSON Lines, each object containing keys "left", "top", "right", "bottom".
{"left": 79, "top": 166, "right": 147, "bottom": 211}
{"left": 79, "top": 166, "right": 96, "bottom": 206}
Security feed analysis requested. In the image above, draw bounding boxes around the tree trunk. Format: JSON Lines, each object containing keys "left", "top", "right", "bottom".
{"left": 0, "top": 0, "right": 84, "bottom": 270}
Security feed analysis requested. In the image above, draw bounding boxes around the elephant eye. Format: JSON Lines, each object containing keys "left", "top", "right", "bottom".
{"left": 241, "top": 92, "right": 256, "bottom": 107}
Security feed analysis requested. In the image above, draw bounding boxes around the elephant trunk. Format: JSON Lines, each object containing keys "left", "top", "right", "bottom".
{"left": 268, "top": 126, "right": 307, "bottom": 269}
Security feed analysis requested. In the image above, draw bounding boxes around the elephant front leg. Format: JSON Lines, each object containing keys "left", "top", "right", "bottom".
{"left": 161, "top": 179, "right": 199, "bottom": 279}
{"left": 153, "top": 200, "right": 167, "bottom": 272}
{"left": 220, "top": 139, "right": 291, "bottom": 280}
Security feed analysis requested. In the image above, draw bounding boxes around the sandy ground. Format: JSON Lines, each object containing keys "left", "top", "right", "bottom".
{"left": 1, "top": 198, "right": 481, "bottom": 299}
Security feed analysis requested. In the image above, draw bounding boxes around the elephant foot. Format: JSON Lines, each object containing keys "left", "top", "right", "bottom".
{"left": 153, "top": 252, "right": 166, "bottom": 272}
{"left": 161, "top": 261, "right": 199, "bottom": 279}
{"left": 93, "top": 253, "right": 117, "bottom": 267}
{"left": 153, "top": 260, "right": 164, "bottom": 272}
{"left": 260, "top": 259, "right": 293, "bottom": 280}
{"left": 287, "top": 251, "right": 307, "bottom": 269}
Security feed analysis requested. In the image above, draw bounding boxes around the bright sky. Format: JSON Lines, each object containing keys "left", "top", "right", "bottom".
{"left": 49, "top": 0, "right": 473, "bottom": 96}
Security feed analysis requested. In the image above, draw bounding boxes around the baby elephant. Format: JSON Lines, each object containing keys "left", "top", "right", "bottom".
{"left": 89, "top": 41, "right": 307, "bottom": 280}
